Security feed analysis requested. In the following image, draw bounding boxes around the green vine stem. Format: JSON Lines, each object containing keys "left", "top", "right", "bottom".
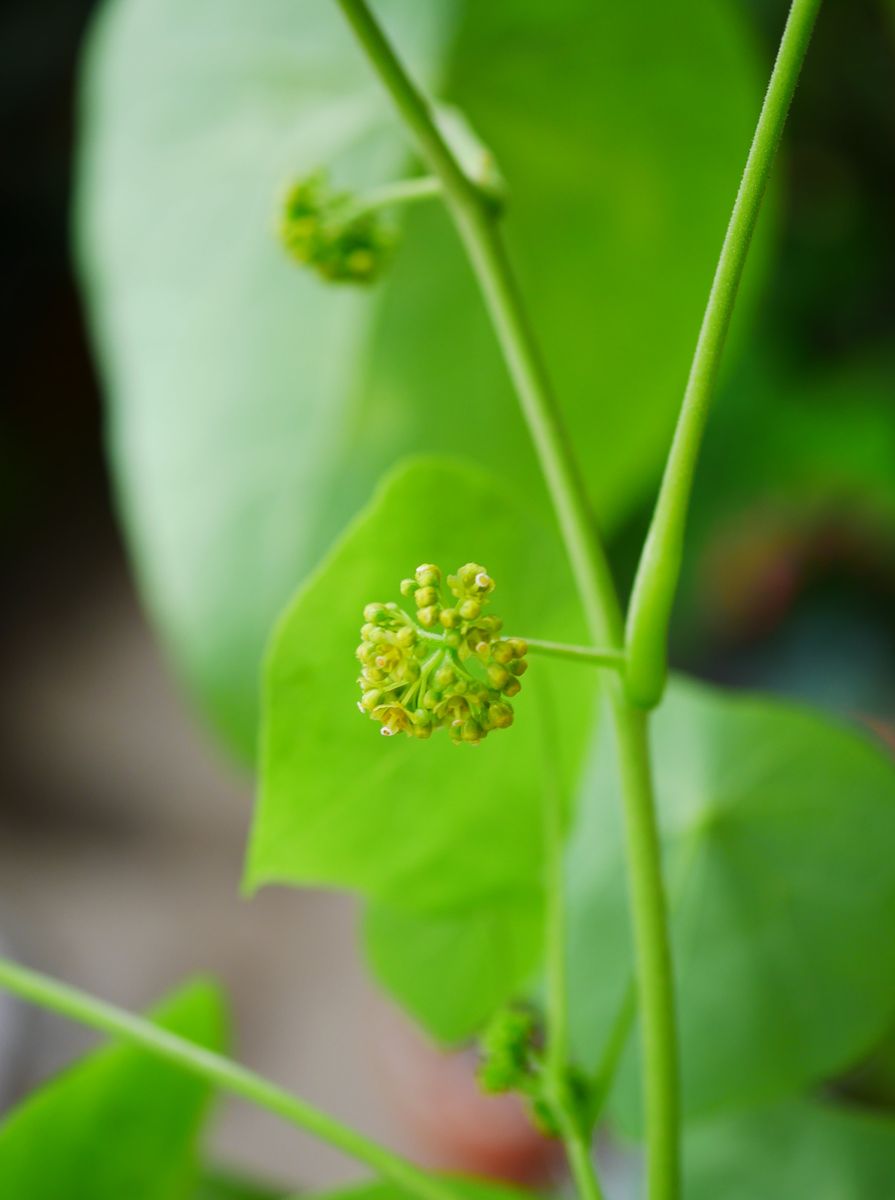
{"left": 523, "top": 637, "right": 625, "bottom": 670}
{"left": 333, "top": 3, "right": 679, "bottom": 1197}
{"left": 536, "top": 685, "right": 607, "bottom": 1200}
{"left": 0, "top": 956, "right": 464, "bottom": 1200}
{"left": 624, "top": 0, "right": 824, "bottom": 708}
{"left": 347, "top": 174, "right": 442, "bottom": 219}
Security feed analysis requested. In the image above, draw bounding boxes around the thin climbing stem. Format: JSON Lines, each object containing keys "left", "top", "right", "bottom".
{"left": 347, "top": 175, "right": 442, "bottom": 219}
{"left": 332, "top": 4, "right": 680, "bottom": 1198}
{"left": 562, "top": 1127, "right": 606, "bottom": 1200}
{"left": 538, "top": 685, "right": 571, "bottom": 1083}
{"left": 334, "top": 0, "right": 621, "bottom": 650}
{"left": 523, "top": 637, "right": 625, "bottom": 671}
{"left": 537, "top": 684, "right": 605, "bottom": 1200}
{"left": 0, "top": 956, "right": 463, "bottom": 1200}
{"left": 625, "top": 0, "right": 824, "bottom": 708}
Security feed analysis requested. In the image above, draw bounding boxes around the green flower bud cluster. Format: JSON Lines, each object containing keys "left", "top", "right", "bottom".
{"left": 477, "top": 1006, "right": 538, "bottom": 1094}
{"left": 476, "top": 1006, "right": 591, "bottom": 1140}
{"left": 356, "top": 562, "right": 528, "bottom": 745}
{"left": 279, "top": 173, "right": 394, "bottom": 284}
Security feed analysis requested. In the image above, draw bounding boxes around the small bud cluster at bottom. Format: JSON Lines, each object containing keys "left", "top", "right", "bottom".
{"left": 356, "top": 562, "right": 528, "bottom": 745}
{"left": 476, "top": 1006, "right": 591, "bottom": 1140}
{"left": 279, "top": 173, "right": 394, "bottom": 284}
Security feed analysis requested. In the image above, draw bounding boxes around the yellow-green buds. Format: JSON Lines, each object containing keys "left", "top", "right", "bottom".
{"left": 279, "top": 174, "right": 394, "bottom": 285}
{"left": 356, "top": 562, "right": 528, "bottom": 744}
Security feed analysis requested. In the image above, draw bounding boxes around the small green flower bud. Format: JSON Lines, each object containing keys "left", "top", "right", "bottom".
{"left": 492, "top": 641, "right": 514, "bottom": 665}
{"left": 510, "top": 658, "right": 528, "bottom": 676}
{"left": 502, "top": 677, "right": 522, "bottom": 698}
{"left": 434, "top": 664, "right": 455, "bottom": 690}
{"left": 399, "top": 578, "right": 418, "bottom": 597}
{"left": 444, "top": 631, "right": 462, "bottom": 649}
{"left": 360, "top": 689, "right": 382, "bottom": 711}
{"left": 395, "top": 626, "right": 416, "bottom": 647}
{"left": 414, "top": 586, "right": 438, "bottom": 609}
{"left": 489, "top": 702, "right": 514, "bottom": 729}
{"left": 461, "top": 719, "right": 483, "bottom": 743}
{"left": 509, "top": 638, "right": 528, "bottom": 658}
{"left": 415, "top": 563, "right": 441, "bottom": 587}
{"left": 363, "top": 602, "right": 387, "bottom": 625}
{"left": 477, "top": 1006, "right": 537, "bottom": 1094}
{"left": 439, "top": 607, "right": 459, "bottom": 629}
{"left": 459, "top": 599, "right": 481, "bottom": 620}
{"left": 488, "top": 664, "right": 511, "bottom": 689}
{"left": 417, "top": 605, "right": 439, "bottom": 628}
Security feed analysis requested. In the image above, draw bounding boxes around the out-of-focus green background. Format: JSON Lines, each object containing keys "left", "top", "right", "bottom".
{"left": 0, "top": 0, "right": 893, "bottom": 1192}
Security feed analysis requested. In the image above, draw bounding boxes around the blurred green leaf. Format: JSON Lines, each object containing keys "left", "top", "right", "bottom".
{"left": 0, "top": 979, "right": 227, "bottom": 1200}
{"left": 690, "top": 352, "right": 895, "bottom": 530}
{"left": 249, "top": 456, "right": 593, "bottom": 1040}
{"left": 77, "top": 0, "right": 764, "bottom": 757}
{"left": 685, "top": 1100, "right": 895, "bottom": 1199}
{"left": 76, "top": 0, "right": 450, "bottom": 757}
{"left": 566, "top": 678, "right": 895, "bottom": 1130}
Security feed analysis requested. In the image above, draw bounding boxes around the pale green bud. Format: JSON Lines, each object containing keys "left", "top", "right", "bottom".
{"left": 415, "top": 586, "right": 438, "bottom": 609}
{"left": 488, "top": 664, "right": 511, "bottom": 690}
{"left": 492, "top": 641, "right": 514, "bottom": 665}
{"left": 415, "top": 563, "right": 441, "bottom": 587}
{"left": 489, "top": 702, "right": 514, "bottom": 730}
{"left": 417, "top": 605, "right": 439, "bottom": 629}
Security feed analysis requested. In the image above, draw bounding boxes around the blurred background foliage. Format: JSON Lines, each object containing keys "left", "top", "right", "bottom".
{"left": 2, "top": 0, "right": 893, "bottom": 747}
{"left": 1, "top": 0, "right": 895, "bottom": 1194}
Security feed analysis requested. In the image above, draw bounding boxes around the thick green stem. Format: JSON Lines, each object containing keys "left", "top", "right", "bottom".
{"left": 607, "top": 698, "right": 678, "bottom": 1195}
{"left": 333, "top": 4, "right": 679, "bottom": 1195}
{"left": 537, "top": 687, "right": 606, "bottom": 1200}
{"left": 624, "top": 0, "right": 824, "bottom": 708}
{"left": 0, "top": 957, "right": 463, "bottom": 1200}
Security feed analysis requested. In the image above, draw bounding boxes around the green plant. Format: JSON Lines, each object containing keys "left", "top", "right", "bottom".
{"left": 4, "top": 1, "right": 895, "bottom": 1198}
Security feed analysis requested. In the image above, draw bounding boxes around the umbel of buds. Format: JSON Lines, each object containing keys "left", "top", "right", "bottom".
{"left": 356, "top": 562, "right": 528, "bottom": 746}
{"left": 476, "top": 1005, "right": 590, "bottom": 1140}
{"left": 279, "top": 173, "right": 394, "bottom": 284}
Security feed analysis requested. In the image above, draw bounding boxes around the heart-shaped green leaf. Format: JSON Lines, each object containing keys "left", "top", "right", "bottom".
{"left": 0, "top": 979, "right": 226, "bottom": 1199}
{"left": 567, "top": 678, "right": 895, "bottom": 1128}
{"left": 77, "top": 0, "right": 764, "bottom": 757}
{"left": 250, "top": 456, "right": 593, "bottom": 1039}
